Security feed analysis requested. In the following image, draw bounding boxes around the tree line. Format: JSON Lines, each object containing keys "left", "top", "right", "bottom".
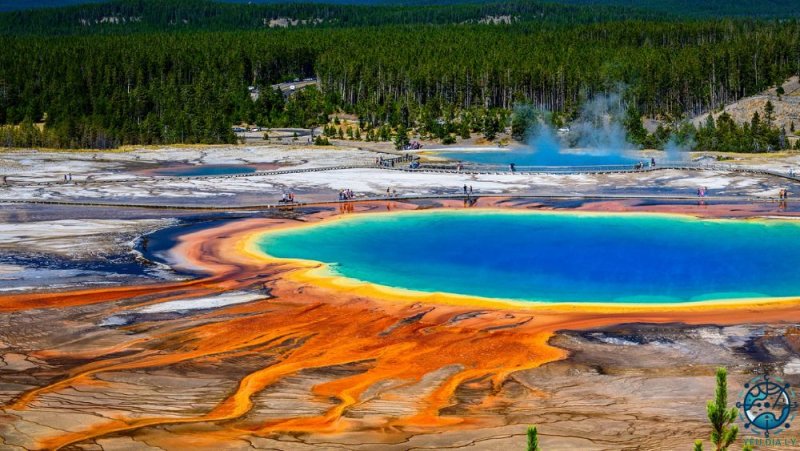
{"left": 0, "top": 1, "right": 798, "bottom": 149}
{"left": 0, "top": 0, "right": 666, "bottom": 36}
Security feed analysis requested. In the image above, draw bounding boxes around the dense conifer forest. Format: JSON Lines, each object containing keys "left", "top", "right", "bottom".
{"left": 0, "top": 0, "right": 798, "bottom": 150}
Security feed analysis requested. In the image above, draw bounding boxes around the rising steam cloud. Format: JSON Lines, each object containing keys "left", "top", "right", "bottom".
{"left": 519, "top": 89, "right": 685, "bottom": 165}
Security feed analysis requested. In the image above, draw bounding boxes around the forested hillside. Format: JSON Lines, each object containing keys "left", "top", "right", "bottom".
{"left": 5, "top": 0, "right": 799, "bottom": 17}
{"left": 559, "top": 0, "right": 799, "bottom": 18}
{"left": 0, "top": 0, "right": 107, "bottom": 12}
{"left": 1, "top": 0, "right": 798, "bottom": 149}
{"left": 0, "top": 0, "right": 661, "bottom": 35}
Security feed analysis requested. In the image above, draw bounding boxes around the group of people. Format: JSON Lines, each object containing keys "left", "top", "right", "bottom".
{"left": 779, "top": 188, "right": 790, "bottom": 200}
{"left": 463, "top": 184, "right": 474, "bottom": 197}
{"left": 376, "top": 157, "right": 395, "bottom": 168}
{"left": 385, "top": 187, "right": 397, "bottom": 197}
{"left": 697, "top": 186, "right": 709, "bottom": 197}
{"left": 279, "top": 192, "right": 296, "bottom": 203}
{"left": 634, "top": 158, "right": 657, "bottom": 170}
{"left": 338, "top": 189, "right": 355, "bottom": 200}
{"left": 63, "top": 173, "right": 73, "bottom": 182}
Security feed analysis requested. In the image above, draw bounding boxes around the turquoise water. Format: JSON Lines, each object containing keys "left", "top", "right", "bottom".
{"left": 438, "top": 149, "right": 641, "bottom": 167}
{"left": 153, "top": 165, "right": 256, "bottom": 176}
{"left": 256, "top": 211, "right": 800, "bottom": 303}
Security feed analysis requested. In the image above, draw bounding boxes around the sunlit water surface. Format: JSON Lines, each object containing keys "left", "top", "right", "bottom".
{"left": 257, "top": 211, "right": 800, "bottom": 303}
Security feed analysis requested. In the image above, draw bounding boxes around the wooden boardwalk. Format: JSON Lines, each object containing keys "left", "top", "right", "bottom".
{"left": 0, "top": 192, "right": 792, "bottom": 211}
{"left": 1, "top": 161, "right": 798, "bottom": 210}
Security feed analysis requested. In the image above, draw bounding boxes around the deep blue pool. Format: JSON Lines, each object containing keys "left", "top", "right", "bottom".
{"left": 436, "top": 149, "right": 643, "bottom": 167}
{"left": 152, "top": 165, "right": 257, "bottom": 177}
{"left": 256, "top": 210, "right": 800, "bottom": 304}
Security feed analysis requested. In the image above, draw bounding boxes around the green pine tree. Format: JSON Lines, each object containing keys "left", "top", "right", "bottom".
{"left": 483, "top": 114, "right": 500, "bottom": 141}
{"left": 460, "top": 121, "right": 471, "bottom": 139}
{"left": 394, "top": 124, "right": 410, "bottom": 149}
{"left": 624, "top": 105, "right": 648, "bottom": 147}
{"left": 707, "top": 367, "right": 738, "bottom": 451}
{"left": 764, "top": 101, "right": 775, "bottom": 127}
{"left": 526, "top": 426, "right": 540, "bottom": 451}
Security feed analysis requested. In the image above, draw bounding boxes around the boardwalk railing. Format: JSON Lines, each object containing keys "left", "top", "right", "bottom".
{"left": 409, "top": 162, "right": 800, "bottom": 182}
{"left": 2, "top": 160, "right": 800, "bottom": 187}
{"left": 418, "top": 162, "right": 722, "bottom": 173}
{"left": 0, "top": 192, "right": 794, "bottom": 211}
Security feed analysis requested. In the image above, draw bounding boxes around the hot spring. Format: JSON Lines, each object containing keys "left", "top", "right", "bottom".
{"left": 434, "top": 128, "right": 684, "bottom": 167}
{"left": 151, "top": 164, "right": 257, "bottom": 177}
{"left": 255, "top": 211, "right": 800, "bottom": 304}
{"left": 436, "top": 147, "right": 642, "bottom": 167}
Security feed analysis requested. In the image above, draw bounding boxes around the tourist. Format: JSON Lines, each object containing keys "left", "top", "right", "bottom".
{"left": 651, "top": 157, "right": 656, "bottom": 167}
{"left": 392, "top": 188, "right": 397, "bottom": 197}
{"left": 463, "top": 184, "right": 467, "bottom": 195}
{"left": 469, "top": 185, "right": 473, "bottom": 195}
{"left": 386, "top": 187, "right": 391, "bottom": 197}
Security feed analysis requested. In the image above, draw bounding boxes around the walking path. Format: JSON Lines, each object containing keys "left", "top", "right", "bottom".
{"left": 0, "top": 192, "right": 792, "bottom": 211}
{"left": 2, "top": 158, "right": 799, "bottom": 209}
{"left": 2, "top": 161, "right": 800, "bottom": 187}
